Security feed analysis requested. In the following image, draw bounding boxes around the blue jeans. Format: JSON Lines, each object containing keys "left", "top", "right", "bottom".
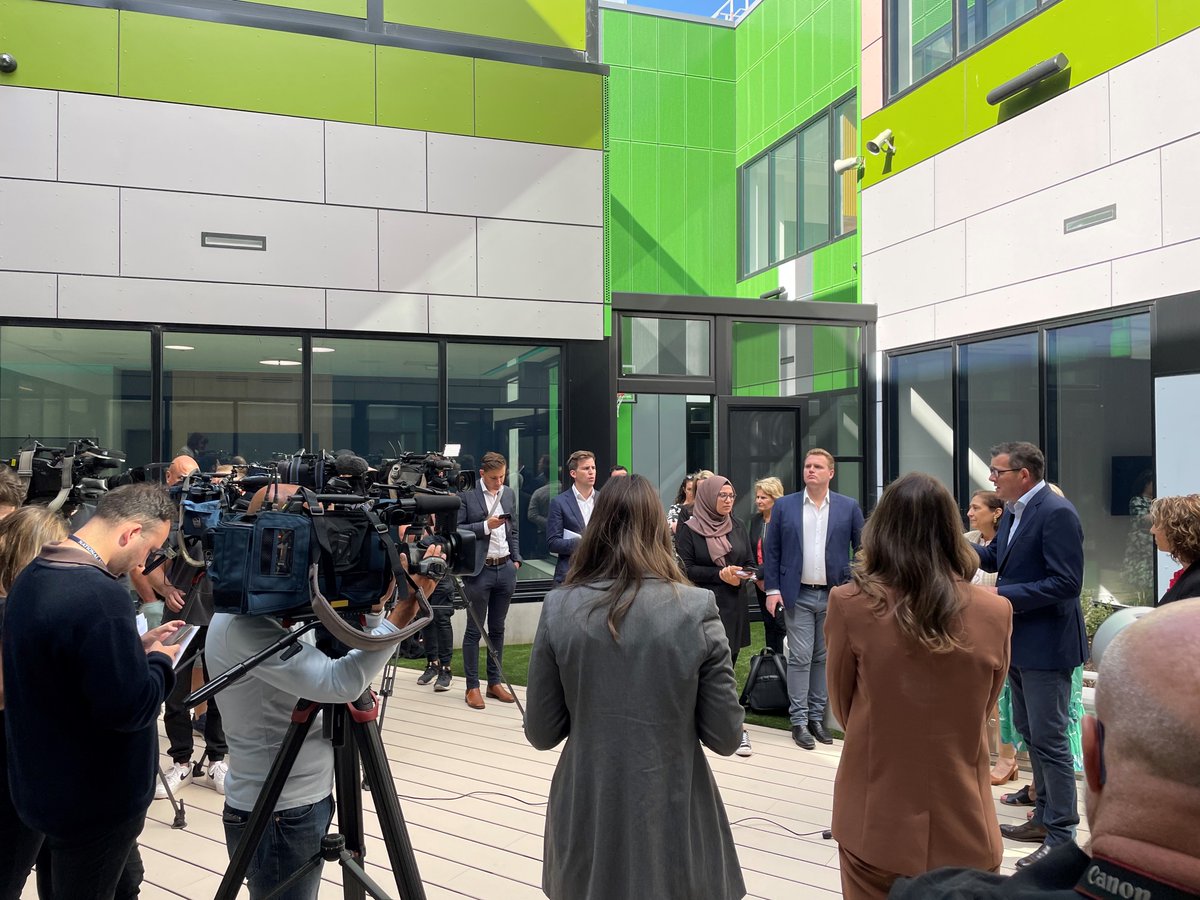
{"left": 223, "top": 794, "right": 335, "bottom": 900}
{"left": 785, "top": 587, "right": 829, "bottom": 726}
{"left": 461, "top": 562, "right": 516, "bottom": 690}
{"left": 1008, "top": 667, "right": 1078, "bottom": 846}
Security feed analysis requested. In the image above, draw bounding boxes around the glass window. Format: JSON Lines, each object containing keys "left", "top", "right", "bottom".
{"left": 890, "top": 348, "right": 954, "bottom": 490}
{"left": 742, "top": 156, "right": 770, "bottom": 276}
{"left": 798, "top": 116, "right": 831, "bottom": 252}
{"left": 961, "top": 0, "right": 1037, "bottom": 53}
{"left": 834, "top": 96, "right": 858, "bottom": 237}
{"left": 771, "top": 137, "right": 798, "bottom": 264}
{"left": 163, "top": 332, "right": 303, "bottom": 468}
{"left": 621, "top": 394, "right": 713, "bottom": 512}
{"left": 447, "top": 343, "right": 561, "bottom": 581}
{"left": 620, "top": 316, "right": 711, "bottom": 377}
{"left": 0, "top": 325, "right": 152, "bottom": 475}
{"left": 960, "top": 333, "right": 1039, "bottom": 495}
{"left": 310, "top": 337, "right": 438, "bottom": 464}
{"left": 1048, "top": 315, "right": 1152, "bottom": 605}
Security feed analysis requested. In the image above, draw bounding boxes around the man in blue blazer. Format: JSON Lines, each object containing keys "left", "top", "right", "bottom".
{"left": 763, "top": 449, "right": 864, "bottom": 750}
{"left": 974, "top": 441, "right": 1085, "bottom": 868}
{"left": 459, "top": 451, "right": 522, "bottom": 710}
{"left": 546, "top": 450, "right": 597, "bottom": 584}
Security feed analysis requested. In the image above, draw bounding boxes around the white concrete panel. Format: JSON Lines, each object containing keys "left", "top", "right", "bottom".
{"left": 120, "top": 189, "right": 378, "bottom": 290}
{"left": 427, "top": 134, "right": 603, "bottom": 226}
{"left": 1112, "top": 238, "right": 1200, "bottom": 306}
{"left": 0, "top": 178, "right": 118, "bottom": 275}
{"left": 964, "top": 152, "right": 1161, "bottom": 295}
{"left": 429, "top": 295, "right": 603, "bottom": 340}
{"left": 326, "top": 289, "right": 429, "bottom": 334}
{"left": 58, "top": 275, "right": 325, "bottom": 328}
{"left": 0, "top": 272, "right": 57, "bottom": 318}
{"left": 378, "top": 211, "right": 476, "bottom": 296}
{"left": 1110, "top": 28, "right": 1200, "bottom": 162}
{"left": 0, "top": 88, "right": 56, "bottom": 181}
{"left": 861, "top": 221, "right": 965, "bottom": 315}
{"left": 59, "top": 94, "right": 325, "bottom": 202}
{"left": 1161, "top": 133, "right": 1200, "bottom": 246}
{"left": 875, "top": 306, "right": 935, "bottom": 352}
{"left": 860, "top": 157, "right": 936, "bottom": 255}
{"left": 934, "top": 263, "right": 1111, "bottom": 341}
{"left": 476, "top": 219, "right": 602, "bottom": 303}
{"left": 324, "top": 122, "right": 426, "bottom": 211}
{"left": 935, "top": 76, "right": 1110, "bottom": 228}
{"left": 862, "top": 0, "right": 883, "bottom": 49}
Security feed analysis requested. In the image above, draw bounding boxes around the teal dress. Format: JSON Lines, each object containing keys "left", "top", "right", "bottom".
{"left": 998, "top": 668, "right": 1084, "bottom": 772}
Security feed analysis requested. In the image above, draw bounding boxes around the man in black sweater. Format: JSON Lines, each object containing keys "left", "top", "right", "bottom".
{"left": 2, "top": 484, "right": 183, "bottom": 899}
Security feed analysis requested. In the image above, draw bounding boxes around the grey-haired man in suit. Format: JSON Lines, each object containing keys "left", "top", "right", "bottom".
{"left": 459, "top": 451, "right": 522, "bottom": 710}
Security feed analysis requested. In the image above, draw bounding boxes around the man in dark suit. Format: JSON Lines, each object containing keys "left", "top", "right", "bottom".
{"left": 459, "top": 451, "right": 522, "bottom": 710}
{"left": 974, "top": 441, "right": 1086, "bottom": 868}
{"left": 762, "top": 449, "right": 864, "bottom": 750}
{"left": 546, "top": 450, "right": 596, "bottom": 584}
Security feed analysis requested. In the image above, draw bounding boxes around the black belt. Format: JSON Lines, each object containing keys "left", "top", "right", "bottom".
{"left": 484, "top": 556, "right": 510, "bottom": 567}
{"left": 800, "top": 582, "right": 828, "bottom": 591}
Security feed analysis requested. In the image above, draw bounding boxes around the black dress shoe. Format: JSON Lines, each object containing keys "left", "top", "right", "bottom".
{"left": 1000, "top": 820, "right": 1047, "bottom": 843}
{"left": 1014, "top": 843, "right": 1054, "bottom": 869}
{"left": 792, "top": 725, "right": 815, "bottom": 750}
{"left": 808, "top": 720, "right": 833, "bottom": 744}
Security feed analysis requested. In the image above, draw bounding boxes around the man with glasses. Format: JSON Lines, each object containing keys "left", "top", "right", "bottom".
{"left": 974, "top": 441, "right": 1086, "bottom": 869}
{"left": 763, "top": 449, "right": 864, "bottom": 750}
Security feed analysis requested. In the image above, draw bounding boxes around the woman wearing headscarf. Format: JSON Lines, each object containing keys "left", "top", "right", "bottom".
{"left": 676, "top": 474, "right": 755, "bottom": 756}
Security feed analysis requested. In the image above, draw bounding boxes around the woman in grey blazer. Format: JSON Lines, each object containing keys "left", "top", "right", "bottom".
{"left": 525, "top": 474, "right": 747, "bottom": 900}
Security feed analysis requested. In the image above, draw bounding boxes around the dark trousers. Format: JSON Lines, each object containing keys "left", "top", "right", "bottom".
{"left": 754, "top": 587, "right": 786, "bottom": 654}
{"left": 40, "top": 811, "right": 146, "bottom": 900}
{"left": 422, "top": 602, "right": 454, "bottom": 667}
{"left": 1008, "top": 666, "right": 1078, "bottom": 846}
{"left": 461, "top": 561, "right": 516, "bottom": 690}
{"left": 164, "top": 626, "right": 227, "bottom": 763}
{"left": 223, "top": 794, "right": 334, "bottom": 900}
{"left": 0, "top": 713, "right": 42, "bottom": 900}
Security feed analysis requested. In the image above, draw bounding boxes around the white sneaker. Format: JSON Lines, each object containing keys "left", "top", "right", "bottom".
{"left": 736, "top": 731, "right": 753, "bottom": 758}
{"left": 203, "top": 759, "right": 229, "bottom": 795}
{"left": 155, "top": 761, "right": 193, "bottom": 799}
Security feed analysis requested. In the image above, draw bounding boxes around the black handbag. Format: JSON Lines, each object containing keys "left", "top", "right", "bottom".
{"left": 739, "top": 647, "right": 789, "bottom": 714}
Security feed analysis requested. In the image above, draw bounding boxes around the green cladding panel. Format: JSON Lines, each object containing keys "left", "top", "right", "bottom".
{"left": 119, "top": 13, "right": 376, "bottom": 123}
{"left": 383, "top": 0, "right": 588, "bottom": 52}
{"left": 250, "top": 0, "right": 368, "bottom": 16}
{"left": 1159, "top": 0, "right": 1200, "bottom": 42}
{"left": 0, "top": 0, "right": 118, "bottom": 95}
{"left": 377, "top": 47, "right": 474, "bottom": 136}
{"left": 475, "top": 61, "right": 603, "bottom": 149}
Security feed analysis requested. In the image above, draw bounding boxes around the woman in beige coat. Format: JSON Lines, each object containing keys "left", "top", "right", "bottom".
{"left": 827, "top": 472, "right": 1012, "bottom": 900}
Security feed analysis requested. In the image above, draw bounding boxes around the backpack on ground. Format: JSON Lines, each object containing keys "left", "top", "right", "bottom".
{"left": 739, "top": 647, "right": 789, "bottom": 715}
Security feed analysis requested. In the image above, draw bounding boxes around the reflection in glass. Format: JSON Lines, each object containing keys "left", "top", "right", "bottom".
{"left": 890, "top": 348, "right": 954, "bottom": 491}
{"left": 726, "top": 406, "right": 799, "bottom": 524}
{"left": 771, "top": 137, "right": 798, "bottom": 264}
{"left": 960, "top": 333, "right": 1039, "bottom": 495}
{"left": 310, "top": 337, "right": 438, "bottom": 463}
{"left": 961, "top": 0, "right": 1038, "bottom": 53}
{"left": 834, "top": 96, "right": 858, "bottom": 236}
{"left": 163, "top": 332, "right": 303, "bottom": 467}
{"left": 622, "top": 394, "right": 713, "bottom": 511}
{"left": 0, "top": 326, "right": 152, "bottom": 469}
{"left": 890, "top": 0, "right": 953, "bottom": 95}
{"left": 620, "top": 317, "right": 711, "bottom": 377}
{"left": 742, "top": 156, "right": 770, "bottom": 275}
{"left": 731, "top": 322, "right": 860, "bottom": 399}
{"left": 799, "top": 117, "right": 831, "bottom": 251}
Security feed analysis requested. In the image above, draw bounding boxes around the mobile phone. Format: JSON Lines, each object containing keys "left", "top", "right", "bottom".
{"left": 497, "top": 513, "right": 511, "bottom": 520}
{"left": 163, "top": 624, "right": 197, "bottom": 646}
{"left": 736, "top": 565, "right": 759, "bottom": 578}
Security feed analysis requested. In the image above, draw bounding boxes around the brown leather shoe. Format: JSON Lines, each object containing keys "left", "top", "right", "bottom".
{"left": 465, "top": 688, "right": 485, "bottom": 709}
{"left": 486, "top": 683, "right": 515, "bottom": 703}
{"left": 1000, "top": 820, "right": 1047, "bottom": 843}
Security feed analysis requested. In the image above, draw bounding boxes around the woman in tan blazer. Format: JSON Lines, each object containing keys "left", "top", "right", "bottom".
{"left": 827, "top": 472, "right": 1012, "bottom": 900}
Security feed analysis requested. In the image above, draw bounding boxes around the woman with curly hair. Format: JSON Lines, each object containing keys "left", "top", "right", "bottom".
{"left": 1150, "top": 493, "right": 1200, "bottom": 606}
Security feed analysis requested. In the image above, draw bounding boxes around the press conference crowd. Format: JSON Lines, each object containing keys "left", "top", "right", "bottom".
{"left": 2, "top": 441, "right": 1199, "bottom": 900}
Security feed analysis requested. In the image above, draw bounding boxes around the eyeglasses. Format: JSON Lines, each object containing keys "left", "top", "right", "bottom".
{"left": 716, "top": 491, "right": 736, "bottom": 501}
{"left": 988, "top": 467, "right": 1021, "bottom": 478}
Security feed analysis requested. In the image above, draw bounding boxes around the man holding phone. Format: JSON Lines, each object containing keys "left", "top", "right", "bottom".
{"left": 459, "top": 452, "right": 522, "bottom": 710}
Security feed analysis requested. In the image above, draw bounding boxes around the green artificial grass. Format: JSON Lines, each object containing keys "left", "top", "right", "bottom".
{"left": 393, "top": 621, "right": 794, "bottom": 732}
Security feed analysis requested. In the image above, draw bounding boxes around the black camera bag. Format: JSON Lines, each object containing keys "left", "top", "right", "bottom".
{"left": 739, "top": 647, "right": 789, "bottom": 715}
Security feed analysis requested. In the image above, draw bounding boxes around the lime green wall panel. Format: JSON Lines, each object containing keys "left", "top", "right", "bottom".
{"left": 1159, "top": 0, "right": 1200, "bottom": 42}
{"left": 616, "top": 401, "right": 633, "bottom": 468}
{"left": 377, "top": 46, "right": 474, "bottom": 135}
{"left": 0, "top": 0, "right": 118, "bottom": 95}
{"left": 250, "top": 0, "right": 367, "bottom": 16}
{"left": 812, "top": 233, "right": 860, "bottom": 303}
{"left": 119, "top": 13, "right": 375, "bottom": 123}
{"left": 383, "top": 0, "right": 587, "bottom": 52}
{"left": 732, "top": 323, "right": 781, "bottom": 397}
{"left": 475, "top": 61, "right": 602, "bottom": 148}
{"left": 659, "top": 18, "right": 688, "bottom": 74}
{"left": 604, "top": 9, "right": 633, "bottom": 67}
{"left": 861, "top": 65, "right": 965, "bottom": 188}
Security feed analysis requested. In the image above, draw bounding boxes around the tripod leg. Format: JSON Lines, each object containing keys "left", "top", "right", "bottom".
{"left": 216, "top": 700, "right": 320, "bottom": 900}
{"left": 157, "top": 765, "right": 187, "bottom": 829}
{"left": 331, "top": 705, "right": 367, "bottom": 900}
{"left": 457, "top": 579, "right": 525, "bottom": 720}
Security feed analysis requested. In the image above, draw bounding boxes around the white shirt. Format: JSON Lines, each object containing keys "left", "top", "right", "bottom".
{"left": 1006, "top": 480, "right": 1046, "bottom": 545}
{"left": 480, "top": 484, "right": 509, "bottom": 558}
{"left": 572, "top": 483, "right": 596, "bottom": 527}
{"left": 800, "top": 489, "right": 830, "bottom": 586}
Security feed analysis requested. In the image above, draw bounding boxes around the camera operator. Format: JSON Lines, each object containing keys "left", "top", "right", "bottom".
{"left": 407, "top": 526, "right": 457, "bottom": 692}
{"left": 205, "top": 496, "right": 445, "bottom": 900}
{"left": 2, "top": 484, "right": 183, "bottom": 900}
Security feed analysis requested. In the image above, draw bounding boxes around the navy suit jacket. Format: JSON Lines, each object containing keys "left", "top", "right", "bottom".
{"left": 762, "top": 490, "right": 864, "bottom": 608}
{"left": 546, "top": 490, "right": 587, "bottom": 583}
{"left": 975, "top": 486, "right": 1086, "bottom": 670}
{"left": 459, "top": 486, "right": 521, "bottom": 566}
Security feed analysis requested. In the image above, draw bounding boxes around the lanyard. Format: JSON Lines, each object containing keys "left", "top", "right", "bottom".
{"left": 68, "top": 534, "right": 105, "bottom": 565}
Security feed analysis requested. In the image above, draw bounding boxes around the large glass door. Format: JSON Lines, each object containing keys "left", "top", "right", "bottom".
{"left": 717, "top": 398, "right": 804, "bottom": 525}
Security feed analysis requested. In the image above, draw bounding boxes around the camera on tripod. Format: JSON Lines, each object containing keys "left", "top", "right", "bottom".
{"left": 9, "top": 438, "right": 127, "bottom": 512}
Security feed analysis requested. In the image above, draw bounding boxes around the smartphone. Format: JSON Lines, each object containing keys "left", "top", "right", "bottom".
{"left": 736, "top": 565, "right": 759, "bottom": 578}
{"left": 163, "top": 624, "right": 197, "bottom": 647}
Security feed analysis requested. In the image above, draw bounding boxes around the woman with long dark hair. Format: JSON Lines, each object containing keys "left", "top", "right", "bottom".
{"left": 827, "top": 473, "right": 1011, "bottom": 900}
{"left": 525, "top": 474, "right": 746, "bottom": 900}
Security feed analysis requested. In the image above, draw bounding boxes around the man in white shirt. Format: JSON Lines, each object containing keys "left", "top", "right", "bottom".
{"left": 459, "top": 452, "right": 523, "bottom": 710}
{"left": 547, "top": 451, "right": 597, "bottom": 584}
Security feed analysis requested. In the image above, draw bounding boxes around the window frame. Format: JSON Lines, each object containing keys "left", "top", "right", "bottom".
{"left": 737, "top": 90, "right": 857, "bottom": 282}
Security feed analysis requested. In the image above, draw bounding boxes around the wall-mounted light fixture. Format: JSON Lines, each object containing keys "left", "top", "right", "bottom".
{"left": 759, "top": 287, "right": 787, "bottom": 301}
{"left": 201, "top": 232, "right": 267, "bottom": 251}
{"left": 866, "top": 129, "right": 894, "bottom": 155}
{"left": 833, "top": 156, "right": 864, "bottom": 175}
{"left": 986, "top": 53, "right": 1069, "bottom": 106}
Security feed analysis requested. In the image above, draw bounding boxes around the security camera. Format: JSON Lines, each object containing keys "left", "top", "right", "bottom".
{"left": 866, "top": 129, "right": 894, "bottom": 155}
{"left": 833, "top": 156, "right": 863, "bottom": 175}
{"left": 0, "top": 54, "right": 17, "bottom": 75}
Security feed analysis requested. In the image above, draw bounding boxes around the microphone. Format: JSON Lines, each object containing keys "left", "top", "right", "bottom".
{"left": 334, "top": 454, "right": 370, "bottom": 478}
